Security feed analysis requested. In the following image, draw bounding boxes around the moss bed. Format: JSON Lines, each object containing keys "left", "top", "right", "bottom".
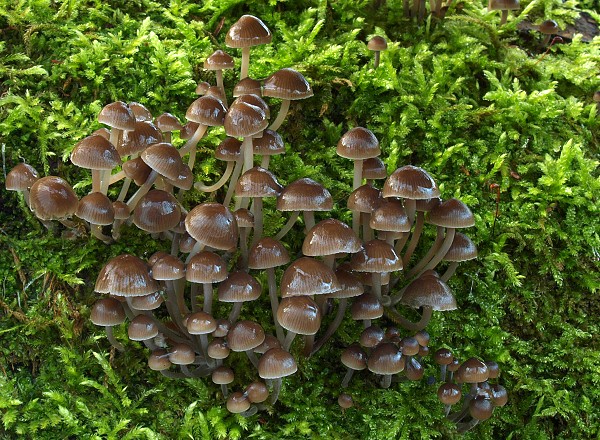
{"left": 0, "top": 0, "right": 599, "bottom": 438}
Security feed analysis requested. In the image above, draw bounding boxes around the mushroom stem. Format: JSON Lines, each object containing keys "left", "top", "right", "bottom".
{"left": 311, "top": 298, "right": 347, "bottom": 356}
{"left": 381, "top": 374, "right": 392, "bottom": 389}
{"left": 203, "top": 282, "right": 214, "bottom": 315}
{"left": 91, "top": 169, "right": 102, "bottom": 193}
{"left": 91, "top": 224, "right": 113, "bottom": 244}
{"left": 406, "top": 225, "right": 445, "bottom": 278}
{"left": 251, "top": 197, "right": 263, "bottom": 247}
{"left": 126, "top": 169, "right": 159, "bottom": 211}
{"left": 402, "top": 211, "right": 425, "bottom": 266}
{"left": 238, "top": 227, "right": 249, "bottom": 270}
{"left": 194, "top": 161, "right": 235, "bottom": 193}
{"left": 242, "top": 136, "right": 254, "bottom": 174}
{"left": 373, "top": 51, "right": 381, "bottom": 68}
{"left": 274, "top": 211, "right": 300, "bottom": 241}
{"left": 240, "top": 46, "right": 251, "bottom": 80}
{"left": 104, "top": 326, "right": 125, "bottom": 352}
{"left": 420, "top": 228, "right": 455, "bottom": 276}
{"left": 283, "top": 331, "right": 297, "bottom": 352}
{"left": 223, "top": 159, "right": 244, "bottom": 207}
{"left": 341, "top": 367, "right": 355, "bottom": 388}
{"left": 270, "top": 378, "right": 283, "bottom": 404}
{"left": 353, "top": 159, "right": 364, "bottom": 191}
{"left": 268, "top": 99, "right": 291, "bottom": 132}
{"left": 215, "top": 70, "right": 228, "bottom": 107}
{"left": 228, "top": 302, "right": 243, "bottom": 323}
{"left": 245, "top": 350, "right": 259, "bottom": 369}
{"left": 457, "top": 419, "right": 480, "bottom": 434}
{"left": 179, "top": 124, "right": 208, "bottom": 158}
{"left": 303, "top": 210, "right": 316, "bottom": 234}
{"left": 384, "top": 305, "right": 433, "bottom": 331}
{"left": 267, "top": 267, "right": 285, "bottom": 342}
{"left": 500, "top": 9, "right": 508, "bottom": 25}
{"left": 441, "top": 261, "right": 459, "bottom": 282}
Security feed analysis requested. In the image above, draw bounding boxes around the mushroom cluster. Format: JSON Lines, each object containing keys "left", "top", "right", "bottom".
{"left": 6, "top": 14, "right": 506, "bottom": 431}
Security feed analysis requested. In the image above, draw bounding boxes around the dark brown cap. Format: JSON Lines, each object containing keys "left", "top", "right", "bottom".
{"left": 367, "top": 36, "right": 388, "bottom": 51}
{"left": 76, "top": 192, "right": 115, "bottom": 225}
{"left": 185, "top": 251, "right": 228, "bottom": 283}
{"left": 350, "top": 239, "right": 403, "bottom": 273}
{"left": 382, "top": 165, "right": 440, "bottom": 200}
{"left": 400, "top": 272, "right": 457, "bottom": 311}
{"left": 262, "top": 68, "right": 313, "bottom": 100}
{"left": 280, "top": 257, "right": 340, "bottom": 297}
{"left": 128, "top": 314, "right": 159, "bottom": 341}
{"left": 427, "top": 198, "right": 475, "bottom": 229}
{"left": 336, "top": 127, "right": 380, "bottom": 160}
{"left": 302, "top": 219, "right": 361, "bottom": 256}
{"left": 133, "top": 189, "right": 181, "bottom": 233}
{"left": 120, "top": 121, "right": 162, "bottom": 157}
{"left": 277, "top": 178, "right": 333, "bottom": 212}
{"left": 258, "top": 347, "right": 297, "bottom": 379}
{"left": 185, "top": 203, "right": 238, "bottom": 250}
{"left": 71, "top": 135, "right": 121, "bottom": 170}
{"left": 90, "top": 298, "right": 126, "bottom": 326}
{"left": 224, "top": 98, "right": 268, "bottom": 138}
{"left": 367, "top": 342, "right": 405, "bottom": 375}
{"left": 204, "top": 49, "right": 235, "bottom": 70}
{"left": 276, "top": 295, "right": 322, "bottom": 335}
{"left": 248, "top": 237, "right": 290, "bottom": 269}
{"left": 218, "top": 271, "right": 262, "bottom": 302}
{"left": 95, "top": 254, "right": 159, "bottom": 297}
{"left": 29, "top": 176, "right": 79, "bottom": 221}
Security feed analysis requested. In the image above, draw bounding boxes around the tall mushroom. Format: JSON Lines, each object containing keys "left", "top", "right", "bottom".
{"left": 262, "top": 68, "right": 313, "bottom": 131}
{"left": 225, "top": 15, "right": 272, "bottom": 80}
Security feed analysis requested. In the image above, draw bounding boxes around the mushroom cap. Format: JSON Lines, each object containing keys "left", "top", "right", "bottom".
{"left": 234, "top": 77, "right": 262, "bottom": 97}
{"left": 457, "top": 357, "right": 490, "bottom": 383}
{"left": 367, "top": 35, "right": 388, "bottom": 51}
{"left": 350, "top": 292, "right": 384, "bottom": 320}
{"left": 491, "top": 384, "right": 508, "bottom": 407}
{"left": 350, "top": 239, "right": 403, "bottom": 273}
{"left": 185, "top": 251, "right": 228, "bottom": 283}
{"left": 234, "top": 208, "right": 254, "bottom": 228}
{"left": 336, "top": 127, "right": 380, "bottom": 160}
{"left": 98, "top": 101, "right": 136, "bottom": 131}
{"left": 133, "top": 189, "right": 181, "bottom": 233}
{"left": 400, "top": 272, "right": 457, "bottom": 311}
{"left": 437, "top": 382, "right": 462, "bottom": 405}
{"left": 226, "top": 15, "right": 272, "bottom": 48}
{"left": 224, "top": 98, "right": 268, "bottom": 138}
{"left": 112, "top": 201, "right": 130, "bottom": 220}
{"left": 71, "top": 134, "right": 121, "bottom": 170}
{"left": 207, "top": 338, "right": 230, "bottom": 360}
{"left": 488, "top": 0, "right": 520, "bottom": 10}
{"left": 262, "top": 68, "right": 313, "bottom": 100}
{"left": 129, "top": 291, "right": 163, "bottom": 311}
{"left": 90, "top": 298, "right": 126, "bottom": 326}
{"left": 469, "top": 396, "right": 494, "bottom": 421}
{"left": 303, "top": 219, "right": 361, "bottom": 256}
{"left": 128, "top": 102, "right": 153, "bottom": 122}
{"left": 218, "top": 271, "right": 262, "bottom": 302}
{"left": 212, "top": 366, "right": 235, "bottom": 385}
{"left": 427, "top": 198, "right": 475, "bottom": 229}
{"left": 347, "top": 184, "right": 382, "bottom": 213}
{"left": 6, "top": 163, "right": 39, "bottom": 191}
{"left": 277, "top": 178, "right": 333, "bottom": 212}
{"left": 253, "top": 129, "right": 284, "bottom": 156}
{"left": 362, "top": 157, "right": 387, "bottom": 180}
{"left": 276, "top": 295, "right": 322, "bottom": 335}
{"left": 341, "top": 343, "right": 368, "bottom": 370}
{"left": 235, "top": 166, "right": 282, "bottom": 198}
{"left": 382, "top": 165, "right": 440, "bottom": 200}
{"left": 227, "top": 320, "right": 265, "bottom": 352}
{"left": 236, "top": 93, "right": 270, "bottom": 119}
{"left": 245, "top": 381, "right": 270, "bottom": 403}
{"left": 186, "top": 311, "right": 217, "bottom": 335}
{"left": 370, "top": 198, "right": 411, "bottom": 232}
{"left": 148, "top": 349, "right": 172, "bottom": 371}
{"left": 76, "top": 192, "right": 115, "bottom": 225}
{"left": 280, "top": 257, "right": 340, "bottom": 297}
{"left": 226, "top": 392, "right": 251, "bottom": 414}
{"left": 338, "top": 393, "right": 354, "bottom": 409}
{"left": 367, "top": 342, "right": 405, "bottom": 375}
{"left": 258, "top": 347, "right": 297, "bottom": 379}
{"left": 185, "top": 203, "right": 238, "bottom": 250}
{"left": 119, "top": 120, "right": 163, "bottom": 157}
{"left": 359, "top": 326, "right": 385, "bottom": 348}
{"left": 185, "top": 95, "right": 227, "bottom": 126}
{"left": 140, "top": 142, "right": 185, "bottom": 181}
{"left": 29, "top": 176, "right": 79, "bottom": 221}
{"left": 122, "top": 157, "right": 152, "bottom": 186}
{"left": 204, "top": 49, "right": 235, "bottom": 70}
{"left": 95, "top": 254, "right": 159, "bottom": 297}
{"left": 443, "top": 232, "right": 478, "bottom": 262}
{"left": 248, "top": 237, "right": 290, "bottom": 269}
{"left": 539, "top": 19, "right": 559, "bottom": 34}
{"left": 168, "top": 343, "right": 196, "bottom": 365}
{"left": 155, "top": 112, "right": 183, "bottom": 133}
{"left": 164, "top": 164, "right": 193, "bottom": 190}
{"left": 128, "top": 314, "right": 159, "bottom": 341}
{"left": 215, "top": 137, "right": 243, "bottom": 162}
{"left": 327, "top": 268, "right": 364, "bottom": 299}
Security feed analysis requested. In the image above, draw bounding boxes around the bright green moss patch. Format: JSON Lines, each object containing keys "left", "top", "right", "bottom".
{"left": 1, "top": 0, "right": 599, "bottom": 438}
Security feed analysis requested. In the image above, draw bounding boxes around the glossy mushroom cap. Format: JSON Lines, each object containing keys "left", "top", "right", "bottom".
{"left": 457, "top": 357, "right": 490, "bottom": 383}
{"left": 71, "top": 134, "right": 121, "bottom": 170}
{"left": 133, "top": 189, "right": 181, "bottom": 233}
{"left": 95, "top": 254, "right": 159, "bottom": 297}
{"left": 350, "top": 239, "right": 403, "bottom": 273}
{"left": 6, "top": 163, "right": 39, "bottom": 191}
{"left": 336, "top": 127, "right": 380, "bottom": 160}
{"left": 90, "top": 298, "right": 126, "bottom": 326}
{"left": 277, "top": 178, "right": 333, "bottom": 212}
{"left": 76, "top": 192, "right": 115, "bottom": 226}
{"left": 280, "top": 257, "right": 340, "bottom": 297}
{"left": 204, "top": 50, "right": 235, "bottom": 70}
{"left": 224, "top": 98, "right": 269, "bottom": 138}
{"left": 427, "top": 198, "right": 475, "bottom": 229}
{"left": 539, "top": 19, "right": 559, "bottom": 34}
{"left": 226, "top": 15, "right": 272, "bottom": 48}
{"left": 185, "top": 95, "right": 227, "bottom": 126}
{"left": 303, "top": 219, "right": 361, "bottom": 256}
{"left": 262, "top": 68, "right": 314, "bottom": 100}
{"left": 277, "top": 296, "right": 322, "bottom": 335}
{"left": 98, "top": 101, "right": 136, "bottom": 131}
{"left": 248, "top": 237, "right": 290, "bottom": 269}
{"left": 400, "top": 272, "right": 457, "bottom": 311}
{"left": 258, "top": 347, "right": 297, "bottom": 379}
{"left": 29, "top": 176, "right": 79, "bottom": 221}
{"left": 185, "top": 203, "right": 238, "bottom": 250}
{"left": 488, "top": 0, "right": 520, "bottom": 10}
{"left": 383, "top": 165, "right": 440, "bottom": 200}
{"left": 367, "top": 36, "right": 388, "bottom": 51}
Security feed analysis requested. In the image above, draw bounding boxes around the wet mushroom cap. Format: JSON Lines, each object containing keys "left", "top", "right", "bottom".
{"left": 218, "top": 271, "right": 262, "bottom": 302}
{"left": 367, "top": 342, "right": 405, "bottom": 375}
{"left": 437, "top": 382, "right": 462, "bottom": 405}
{"left": 277, "top": 178, "right": 333, "bottom": 212}
{"left": 98, "top": 101, "right": 136, "bottom": 131}
{"left": 133, "top": 189, "right": 181, "bottom": 233}
{"left": 6, "top": 163, "right": 39, "bottom": 191}
{"left": 303, "top": 219, "right": 361, "bottom": 256}
{"left": 226, "top": 15, "right": 272, "bottom": 48}
{"left": 336, "top": 127, "right": 381, "bottom": 160}
{"left": 245, "top": 381, "right": 269, "bottom": 403}
{"left": 276, "top": 296, "right": 322, "bottom": 335}
{"left": 227, "top": 320, "right": 266, "bottom": 352}
{"left": 280, "top": 257, "right": 340, "bottom": 297}
{"left": 457, "top": 357, "right": 490, "bottom": 383}
{"left": 128, "top": 314, "right": 159, "bottom": 341}
{"left": 539, "top": 19, "right": 559, "bottom": 34}
{"left": 382, "top": 165, "right": 440, "bottom": 200}
{"left": 185, "top": 95, "right": 227, "bottom": 126}
{"left": 204, "top": 50, "right": 235, "bottom": 70}
{"left": 226, "top": 392, "right": 251, "bottom": 414}
{"left": 367, "top": 36, "right": 388, "bottom": 51}
{"left": 90, "top": 298, "right": 126, "bottom": 326}
{"left": 29, "top": 176, "right": 79, "bottom": 221}
{"left": 400, "top": 273, "right": 457, "bottom": 311}
{"left": 186, "top": 311, "right": 217, "bottom": 334}
{"left": 248, "top": 237, "right": 290, "bottom": 269}
{"left": 95, "top": 254, "right": 159, "bottom": 297}
{"left": 350, "top": 239, "right": 403, "bottom": 273}
{"left": 488, "top": 0, "right": 520, "bottom": 10}
{"left": 234, "top": 77, "right": 262, "bottom": 97}
{"left": 70, "top": 134, "right": 121, "bottom": 170}
{"left": 185, "top": 251, "right": 228, "bottom": 283}
{"left": 224, "top": 99, "right": 268, "bottom": 138}
{"left": 258, "top": 347, "right": 297, "bottom": 379}
{"left": 76, "top": 192, "right": 115, "bottom": 225}
{"left": 262, "top": 68, "right": 314, "bottom": 100}
{"left": 185, "top": 203, "right": 238, "bottom": 250}
{"left": 427, "top": 198, "right": 475, "bottom": 229}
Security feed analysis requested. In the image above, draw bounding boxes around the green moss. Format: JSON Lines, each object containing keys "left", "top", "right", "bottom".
{"left": 1, "top": 0, "right": 599, "bottom": 438}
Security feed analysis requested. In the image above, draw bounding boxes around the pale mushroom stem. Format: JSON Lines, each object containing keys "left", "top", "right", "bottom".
{"left": 126, "top": 169, "right": 159, "bottom": 211}
{"left": 194, "top": 161, "right": 235, "bottom": 192}
{"left": 302, "top": 334, "right": 315, "bottom": 357}
{"left": 242, "top": 136, "right": 254, "bottom": 174}
{"left": 91, "top": 169, "right": 102, "bottom": 193}
{"left": 267, "top": 267, "right": 285, "bottom": 342}
{"left": 260, "top": 155, "right": 271, "bottom": 170}
{"left": 283, "top": 331, "right": 297, "bottom": 352}
{"left": 405, "top": 225, "right": 445, "bottom": 278}
{"left": 372, "top": 273, "right": 383, "bottom": 300}
{"left": 238, "top": 227, "right": 249, "bottom": 270}
{"left": 270, "top": 378, "right": 283, "bottom": 404}
{"left": 251, "top": 197, "right": 263, "bottom": 247}
{"left": 246, "top": 350, "right": 259, "bottom": 369}
{"left": 420, "top": 228, "right": 456, "bottom": 276}
{"left": 268, "top": 99, "right": 291, "bottom": 132}
{"left": 310, "top": 298, "right": 347, "bottom": 356}
{"left": 402, "top": 211, "right": 425, "bottom": 266}
{"left": 500, "top": 9, "right": 509, "bottom": 25}
{"left": 373, "top": 51, "right": 381, "bottom": 68}
{"left": 384, "top": 305, "right": 433, "bottom": 331}
{"left": 441, "top": 262, "right": 459, "bottom": 282}
{"left": 99, "top": 169, "right": 112, "bottom": 195}
{"left": 223, "top": 159, "right": 244, "bottom": 207}
{"left": 109, "top": 170, "right": 126, "bottom": 185}
{"left": 228, "top": 302, "right": 243, "bottom": 323}
{"left": 240, "top": 46, "right": 251, "bottom": 80}
{"left": 457, "top": 419, "right": 480, "bottom": 434}
{"left": 353, "top": 159, "right": 364, "bottom": 191}
{"left": 91, "top": 224, "right": 113, "bottom": 244}
{"left": 215, "top": 70, "right": 228, "bottom": 107}
{"left": 303, "top": 211, "right": 316, "bottom": 233}
{"left": 341, "top": 366, "right": 355, "bottom": 387}
{"left": 274, "top": 211, "right": 300, "bottom": 241}
{"left": 104, "top": 326, "right": 125, "bottom": 352}
{"left": 381, "top": 374, "right": 392, "bottom": 389}
{"left": 362, "top": 212, "right": 373, "bottom": 241}
{"left": 179, "top": 124, "right": 208, "bottom": 158}
{"left": 203, "top": 282, "right": 213, "bottom": 315}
